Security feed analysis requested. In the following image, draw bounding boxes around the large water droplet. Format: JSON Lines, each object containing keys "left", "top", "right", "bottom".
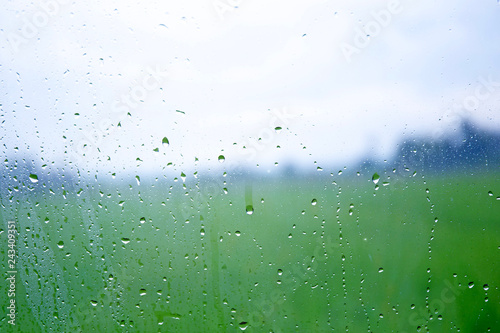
{"left": 246, "top": 205, "right": 254, "bottom": 215}
{"left": 372, "top": 173, "right": 380, "bottom": 184}
{"left": 29, "top": 174, "right": 38, "bottom": 183}
{"left": 218, "top": 155, "right": 225, "bottom": 163}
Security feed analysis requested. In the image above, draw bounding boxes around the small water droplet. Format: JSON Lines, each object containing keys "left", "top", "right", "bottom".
{"left": 372, "top": 173, "right": 380, "bottom": 184}
{"left": 274, "top": 126, "right": 282, "bottom": 133}
{"left": 483, "top": 284, "right": 489, "bottom": 291}
{"left": 235, "top": 231, "right": 241, "bottom": 236}
{"left": 246, "top": 205, "right": 254, "bottom": 215}
{"left": 311, "top": 199, "right": 317, "bottom": 206}
{"left": 468, "top": 282, "right": 474, "bottom": 288}
{"left": 218, "top": 155, "right": 225, "bottom": 163}
{"left": 378, "top": 267, "right": 384, "bottom": 273}
{"left": 162, "top": 137, "right": 169, "bottom": 147}
{"left": 29, "top": 174, "right": 38, "bottom": 183}
{"left": 57, "top": 241, "right": 64, "bottom": 249}
{"left": 90, "top": 300, "right": 98, "bottom": 306}
{"left": 239, "top": 322, "right": 248, "bottom": 330}
{"left": 488, "top": 191, "right": 493, "bottom": 196}
{"left": 121, "top": 238, "right": 130, "bottom": 244}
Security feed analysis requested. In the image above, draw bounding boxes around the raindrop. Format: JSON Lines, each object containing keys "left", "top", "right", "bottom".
{"left": 246, "top": 205, "right": 254, "bottom": 215}
{"left": 372, "top": 173, "right": 380, "bottom": 184}
{"left": 239, "top": 322, "right": 248, "bottom": 330}
{"left": 57, "top": 241, "right": 64, "bottom": 249}
{"left": 29, "top": 174, "right": 38, "bottom": 183}
{"left": 235, "top": 231, "right": 241, "bottom": 236}
{"left": 378, "top": 267, "right": 384, "bottom": 273}
{"left": 274, "top": 126, "right": 282, "bottom": 133}
{"left": 90, "top": 300, "right": 98, "bottom": 306}
{"left": 121, "top": 238, "right": 130, "bottom": 244}
{"left": 483, "top": 284, "right": 489, "bottom": 291}
{"left": 162, "top": 137, "right": 169, "bottom": 147}
{"left": 468, "top": 282, "right": 474, "bottom": 288}
{"left": 311, "top": 199, "right": 317, "bottom": 206}
{"left": 218, "top": 155, "right": 225, "bottom": 163}
{"left": 488, "top": 191, "right": 493, "bottom": 196}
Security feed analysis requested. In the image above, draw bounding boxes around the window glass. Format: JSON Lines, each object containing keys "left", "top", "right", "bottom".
{"left": 1, "top": 1, "right": 499, "bottom": 332}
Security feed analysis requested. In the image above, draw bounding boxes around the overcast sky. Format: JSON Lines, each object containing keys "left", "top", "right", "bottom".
{"left": 1, "top": 0, "right": 500, "bottom": 175}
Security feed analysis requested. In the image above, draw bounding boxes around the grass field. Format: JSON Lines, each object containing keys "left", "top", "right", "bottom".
{"left": 1, "top": 169, "right": 499, "bottom": 332}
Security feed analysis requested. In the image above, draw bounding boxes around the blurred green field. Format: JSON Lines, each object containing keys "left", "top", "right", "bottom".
{"left": 1, "top": 170, "right": 499, "bottom": 332}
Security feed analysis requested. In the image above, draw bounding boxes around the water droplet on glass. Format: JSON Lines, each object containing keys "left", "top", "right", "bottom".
{"left": 483, "top": 284, "right": 489, "bottom": 291}
{"left": 246, "top": 205, "right": 254, "bottom": 215}
{"left": 274, "top": 126, "right": 282, "bottom": 133}
{"left": 239, "top": 322, "right": 248, "bottom": 330}
{"left": 372, "top": 173, "right": 380, "bottom": 184}
{"left": 121, "top": 238, "right": 130, "bottom": 244}
{"left": 162, "top": 137, "right": 169, "bottom": 147}
{"left": 57, "top": 241, "right": 64, "bottom": 249}
{"left": 218, "top": 155, "right": 225, "bottom": 163}
{"left": 378, "top": 267, "right": 384, "bottom": 273}
{"left": 29, "top": 174, "right": 38, "bottom": 183}
{"left": 468, "top": 282, "right": 474, "bottom": 288}
{"left": 311, "top": 199, "right": 317, "bottom": 206}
